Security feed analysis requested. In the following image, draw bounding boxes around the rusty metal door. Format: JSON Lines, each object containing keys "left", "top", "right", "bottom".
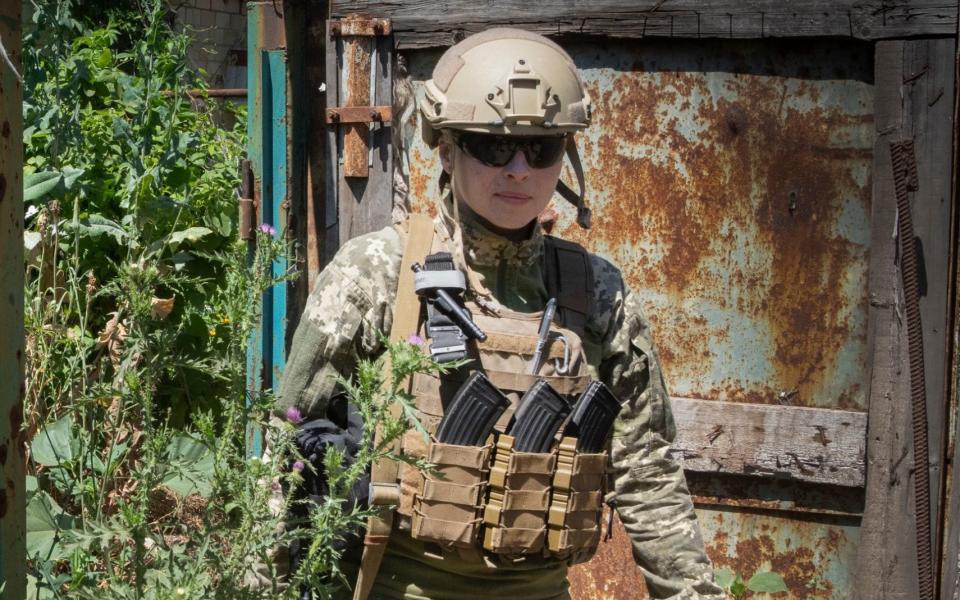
{"left": 303, "top": 3, "right": 959, "bottom": 599}
{"left": 400, "top": 36, "right": 872, "bottom": 600}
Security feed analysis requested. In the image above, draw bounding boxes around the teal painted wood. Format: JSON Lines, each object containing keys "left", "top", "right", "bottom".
{"left": 266, "top": 48, "right": 289, "bottom": 397}
{"left": 245, "top": 5, "right": 290, "bottom": 457}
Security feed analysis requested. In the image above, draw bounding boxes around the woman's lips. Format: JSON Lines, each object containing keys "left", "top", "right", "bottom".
{"left": 495, "top": 192, "right": 532, "bottom": 203}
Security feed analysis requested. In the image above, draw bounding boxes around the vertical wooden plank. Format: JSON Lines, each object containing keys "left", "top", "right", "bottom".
{"left": 324, "top": 20, "right": 340, "bottom": 263}
{"left": 903, "top": 37, "right": 957, "bottom": 581}
{"left": 333, "top": 24, "right": 394, "bottom": 246}
{"left": 0, "top": 1, "right": 25, "bottom": 596}
{"left": 940, "top": 22, "right": 960, "bottom": 600}
{"left": 283, "top": 0, "right": 310, "bottom": 337}
{"left": 855, "top": 40, "right": 920, "bottom": 600}
{"left": 303, "top": 2, "right": 329, "bottom": 288}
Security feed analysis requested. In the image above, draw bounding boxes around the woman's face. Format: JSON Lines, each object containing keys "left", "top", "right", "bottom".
{"left": 439, "top": 135, "right": 565, "bottom": 231}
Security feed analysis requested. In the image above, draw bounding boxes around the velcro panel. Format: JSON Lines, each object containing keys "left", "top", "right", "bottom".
{"left": 421, "top": 479, "right": 483, "bottom": 506}
{"left": 508, "top": 452, "right": 557, "bottom": 476}
{"left": 502, "top": 488, "right": 551, "bottom": 511}
{"left": 566, "top": 490, "right": 602, "bottom": 513}
{"left": 484, "top": 526, "right": 546, "bottom": 553}
{"left": 412, "top": 512, "right": 478, "bottom": 547}
{"left": 484, "top": 369, "right": 590, "bottom": 396}
{"left": 428, "top": 443, "right": 491, "bottom": 474}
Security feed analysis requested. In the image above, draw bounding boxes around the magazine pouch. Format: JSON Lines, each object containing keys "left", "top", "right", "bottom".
{"left": 411, "top": 441, "right": 490, "bottom": 548}
{"left": 482, "top": 435, "right": 556, "bottom": 555}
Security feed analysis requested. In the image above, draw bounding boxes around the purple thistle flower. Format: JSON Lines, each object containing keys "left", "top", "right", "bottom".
{"left": 258, "top": 223, "right": 276, "bottom": 236}
{"left": 292, "top": 460, "right": 305, "bottom": 473}
{"left": 407, "top": 333, "right": 424, "bottom": 346}
{"left": 285, "top": 407, "right": 303, "bottom": 424}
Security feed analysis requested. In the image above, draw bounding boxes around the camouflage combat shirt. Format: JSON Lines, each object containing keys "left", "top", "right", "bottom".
{"left": 279, "top": 207, "right": 724, "bottom": 600}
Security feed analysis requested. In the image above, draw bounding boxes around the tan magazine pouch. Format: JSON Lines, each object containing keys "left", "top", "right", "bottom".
{"left": 411, "top": 441, "right": 491, "bottom": 548}
{"left": 547, "top": 437, "right": 607, "bottom": 563}
{"left": 482, "top": 435, "right": 556, "bottom": 555}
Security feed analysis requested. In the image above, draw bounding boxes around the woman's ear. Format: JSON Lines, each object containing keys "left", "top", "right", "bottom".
{"left": 439, "top": 140, "right": 453, "bottom": 174}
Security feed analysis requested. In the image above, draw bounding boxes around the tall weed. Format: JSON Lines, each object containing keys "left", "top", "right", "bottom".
{"left": 22, "top": 1, "right": 432, "bottom": 597}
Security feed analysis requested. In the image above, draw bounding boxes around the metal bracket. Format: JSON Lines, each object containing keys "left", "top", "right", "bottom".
{"left": 325, "top": 106, "right": 393, "bottom": 125}
{"left": 328, "top": 14, "right": 393, "bottom": 178}
{"left": 330, "top": 17, "right": 392, "bottom": 38}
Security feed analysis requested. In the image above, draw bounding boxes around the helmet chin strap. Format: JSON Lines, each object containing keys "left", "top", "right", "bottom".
{"left": 555, "top": 137, "right": 591, "bottom": 229}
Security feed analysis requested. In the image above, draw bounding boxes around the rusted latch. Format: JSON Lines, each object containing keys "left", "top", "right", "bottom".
{"left": 329, "top": 15, "right": 392, "bottom": 178}
{"left": 238, "top": 159, "right": 256, "bottom": 241}
{"left": 330, "top": 16, "right": 391, "bottom": 38}
{"left": 325, "top": 106, "right": 393, "bottom": 124}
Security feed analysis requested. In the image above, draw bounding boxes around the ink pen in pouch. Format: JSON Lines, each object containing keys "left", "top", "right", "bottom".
{"left": 529, "top": 297, "right": 557, "bottom": 374}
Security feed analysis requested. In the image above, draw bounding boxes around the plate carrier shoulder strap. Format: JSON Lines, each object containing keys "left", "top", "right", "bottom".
{"left": 354, "top": 213, "right": 435, "bottom": 600}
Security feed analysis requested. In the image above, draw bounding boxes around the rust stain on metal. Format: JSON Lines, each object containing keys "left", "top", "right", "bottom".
{"left": 703, "top": 509, "right": 857, "bottom": 598}
{"left": 554, "top": 55, "right": 871, "bottom": 409}
{"left": 568, "top": 507, "right": 648, "bottom": 600}
{"left": 342, "top": 19, "right": 373, "bottom": 178}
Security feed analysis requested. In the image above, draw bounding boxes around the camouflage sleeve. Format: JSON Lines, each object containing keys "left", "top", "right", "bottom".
{"left": 592, "top": 258, "right": 724, "bottom": 600}
{"left": 277, "top": 228, "right": 403, "bottom": 420}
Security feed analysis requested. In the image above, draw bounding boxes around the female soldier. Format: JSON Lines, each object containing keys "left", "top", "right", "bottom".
{"left": 279, "top": 28, "right": 724, "bottom": 600}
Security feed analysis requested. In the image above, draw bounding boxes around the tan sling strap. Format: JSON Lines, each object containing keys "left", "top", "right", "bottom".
{"left": 354, "top": 213, "right": 436, "bottom": 600}
{"left": 542, "top": 235, "right": 594, "bottom": 338}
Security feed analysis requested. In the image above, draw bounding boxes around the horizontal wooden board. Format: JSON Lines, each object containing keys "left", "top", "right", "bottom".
{"left": 668, "top": 397, "right": 867, "bottom": 487}
{"left": 331, "top": 0, "right": 959, "bottom": 48}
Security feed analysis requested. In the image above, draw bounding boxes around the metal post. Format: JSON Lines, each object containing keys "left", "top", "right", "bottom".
{"left": 0, "top": 1, "right": 25, "bottom": 596}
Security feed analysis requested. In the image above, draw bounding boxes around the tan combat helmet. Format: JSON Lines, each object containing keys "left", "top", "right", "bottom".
{"left": 420, "top": 28, "right": 594, "bottom": 228}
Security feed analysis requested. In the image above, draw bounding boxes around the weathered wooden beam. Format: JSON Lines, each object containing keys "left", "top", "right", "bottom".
{"left": 855, "top": 40, "right": 925, "bottom": 600}
{"left": 0, "top": 1, "right": 25, "bottom": 596}
{"left": 331, "top": 0, "right": 959, "bottom": 48}
{"left": 898, "top": 37, "right": 958, "bottom": 594}
{"left": 325, "top": 18, "right": 395, "bottom": 257}
{"left": 668, "top": 398, "right": 866, "bottom": 487}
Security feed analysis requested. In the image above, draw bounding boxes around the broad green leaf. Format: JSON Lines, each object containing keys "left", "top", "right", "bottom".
{"left": 161, "top": 433, "right": 214, "bottom": 497}
{"left": 31, "top": 416, "right": 77, "bottom": 467}
{"left": 24, "top": 171, "right": 61, "bottom": 202}
{"left": 714, "top": 567, "right": 735, "bottom": 590}
{"left": 169, "top": 226, "right": 213, "bottom": 247}
{"left": 747, "top": 571, "right": 788, "bottom": 594}
{"left": 78, "top": 214, "right": 127, "bottom": 244}
{"left": 26, "top": 490, "right": 77, "bottom": 561}
{"left": 61, "top": 166, "right": 85, "bottom": 190}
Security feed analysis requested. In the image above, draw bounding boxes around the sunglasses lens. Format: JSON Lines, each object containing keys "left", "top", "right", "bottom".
{"left": 457, "top": 133, "right": 566, "bottom": 168}
{"left": 523, "top": 137, "right": 566, "bottom": 168}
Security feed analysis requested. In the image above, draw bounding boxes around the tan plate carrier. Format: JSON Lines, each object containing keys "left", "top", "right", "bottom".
{"left": 354, "top": 214, "right": 609, "bottom": 599}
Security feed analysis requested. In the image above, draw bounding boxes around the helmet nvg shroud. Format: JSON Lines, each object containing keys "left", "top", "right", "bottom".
{"left": 419, "top": 28, "right": 594, "bottom": 228}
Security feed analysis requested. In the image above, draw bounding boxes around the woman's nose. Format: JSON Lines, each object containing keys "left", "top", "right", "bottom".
{"left": 504, "top": 149, "right": 531, "bottom": 181}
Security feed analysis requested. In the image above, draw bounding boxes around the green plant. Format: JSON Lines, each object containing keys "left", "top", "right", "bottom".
{"left": 714, "top": 567, "right": 788, "bottom": 599}
{"left": 23, "top": 0, "right": 246, "bottom": 421}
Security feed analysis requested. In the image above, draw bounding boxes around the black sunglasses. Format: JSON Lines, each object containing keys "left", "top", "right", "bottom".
{"left": 452, "top": 132, "right": 567, "bottom": 169}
